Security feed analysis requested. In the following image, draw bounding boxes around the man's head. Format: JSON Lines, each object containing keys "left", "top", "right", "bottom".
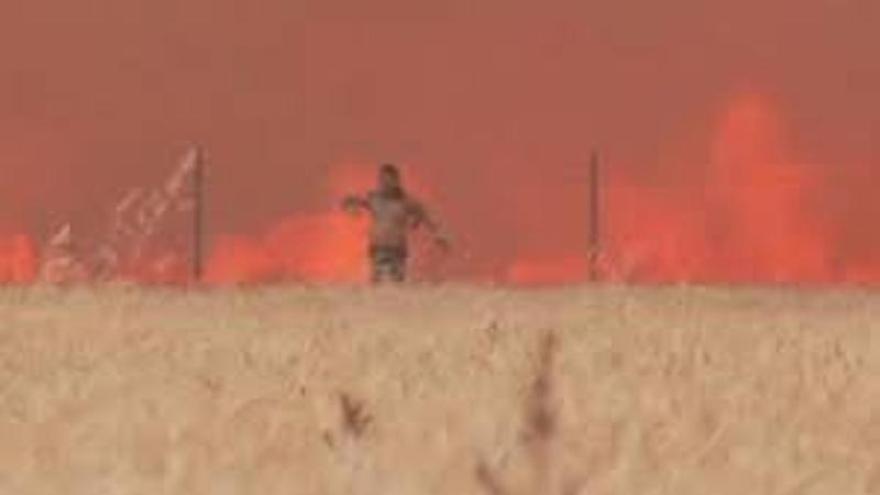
{"left": 378, "top": 163, "right": 404, "bottom": 197}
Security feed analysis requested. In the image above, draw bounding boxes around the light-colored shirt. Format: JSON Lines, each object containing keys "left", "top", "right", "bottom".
{"left": 343, "top": 190, "right": 439, "bottom": 249}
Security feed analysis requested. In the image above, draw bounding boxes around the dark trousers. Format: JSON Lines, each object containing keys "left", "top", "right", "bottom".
{"left": 369, "top": 245, "right": 408, "bottom": 283}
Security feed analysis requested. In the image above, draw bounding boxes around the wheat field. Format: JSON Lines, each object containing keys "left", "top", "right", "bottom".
{"left": 0, "top": 284, "right": 877, "bottom": 494}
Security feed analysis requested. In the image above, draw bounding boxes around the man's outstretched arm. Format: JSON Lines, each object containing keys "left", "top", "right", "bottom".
{"left": 341, "top": 194, "right": 370, "bottom": 214}
{"left": 410, "top": 201, "right": 451, "bottom": 249}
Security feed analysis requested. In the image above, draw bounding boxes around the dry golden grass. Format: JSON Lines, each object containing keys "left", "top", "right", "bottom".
{"left": 0, "top": 284, "right": 878, "bottom": 494}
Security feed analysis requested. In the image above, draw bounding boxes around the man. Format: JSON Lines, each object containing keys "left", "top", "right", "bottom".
{"left": 341, "top": 164, "right": 449, "bottom": 283}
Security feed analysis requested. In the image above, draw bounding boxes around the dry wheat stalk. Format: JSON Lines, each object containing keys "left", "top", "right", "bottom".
{"left": 477, "top": 330, "right": 588, "bottom": 495}
{"left": 523, "top": 331, "right": 559, "bottom": 493}
{"left": 476, "top": 461, "right": 512, "bottom": 495}
{"left": 339, "top": 393, "right": 372, "bottom": 439}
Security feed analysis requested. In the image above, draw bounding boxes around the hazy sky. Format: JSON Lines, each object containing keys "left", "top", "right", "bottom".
{"left": 1, "top": 0, "right": 878, "bottom": 264}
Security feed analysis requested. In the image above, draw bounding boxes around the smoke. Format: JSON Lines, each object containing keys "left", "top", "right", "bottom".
{"left": 204, "top": 161, "right": 440, "bottom": 285}
{"left": 601, "top": 92, "right": 875, "bottom": 285}
{"left": 494, "top": 92, "right": 880, "bottom": 287}
{"left": 0, "top": 235, "right": 37, "bottom": 283}
{"left": 0, "top": 92, "right": 877, "bottom": 287}
{"left": 198, "top": 91, "right": 880, "bottom": 287}
{"left": 205, "top": 213, "right": 367, "bottom": 284}
{"left": 1, "top": 1, "right": 878, "bottom": 286}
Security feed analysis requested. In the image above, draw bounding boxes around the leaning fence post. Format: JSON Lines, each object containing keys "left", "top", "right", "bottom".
{"left": 589, "top": 149, "right": 601, "bottom": 282}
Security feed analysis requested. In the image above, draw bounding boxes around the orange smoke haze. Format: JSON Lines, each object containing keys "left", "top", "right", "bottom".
{"left": 511, "top": 92, "right": 880, "bottom": 286}
{"left": 205, "top": 214, "right": 367, "bottom": 284}
{"left": 1, "top": 2, "right": 878, "bottom": 286}
{"left": 204, "top": 162, "right": 438, "bottom": 285}
{"left": 204, "top": 164, "right": 369, "bottom": 284}
{"left": 605, "top": 93, "right": 838, "bottom": 284}
{"left": 0, "top": 92, "right": 879, "bottom": 286}
{"left": 2, "top": 92, "right": 880, "bottom": 286}
{"left": 0, "top": 235, "right": 37, "bottom": 284}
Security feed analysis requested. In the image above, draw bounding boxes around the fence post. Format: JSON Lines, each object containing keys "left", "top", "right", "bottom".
{"left": 192, "top": 146, "right": 205, "bottom": 283}
{"left": 589, "top": 149, "right": 601, "bottom": 282}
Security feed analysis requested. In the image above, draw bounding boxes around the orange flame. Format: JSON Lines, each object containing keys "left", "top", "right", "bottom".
{"left": 499, "top": 92, "right": 880, "bottom": 286}
{"left": 600, "top": 92, "right": 857, "bottom": 284}
{"left": 206, "top": 212, "right": 368, "bottom": 284}
{"left": 204, "top": 162, "right": 376, "bottom": 285}
{"left": 13, "top": 93, "right": 880, "bottom": 287}
{"left": 202, "top": 162, "right": 452, "bottom": 285}
{"left": 0, "top": 235, "right": 38, "bottom": 284}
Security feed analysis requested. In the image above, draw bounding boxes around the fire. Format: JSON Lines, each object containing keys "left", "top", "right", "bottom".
{"left": 202, "top": 162, "right": 448, "bottom": 285}
{"left": 601, "top": 92, "right": 858, "bottom": 284}
{"left": 206, "top": 213, "right": 368, "bottom": 284}
{"left": 8, "top": 93, "right": 880, "bottom": 288}
{"left": 0, "top": 234, "right": 38, "bottom": 284}
{"left": 205, "top": 162, "right": 375, "bottom": 285}
{"left": 502, "top": 92, "right": 880, "bottom": 286}
{"left": 506, "top": 256, "right": 588, "bottom": 286}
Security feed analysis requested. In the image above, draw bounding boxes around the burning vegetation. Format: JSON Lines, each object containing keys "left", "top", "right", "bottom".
{"left": 0, "top": 92, "right": 877, "bottom": 287}
{"left": 38, "top": 147, "right": 203, "bottom": 285}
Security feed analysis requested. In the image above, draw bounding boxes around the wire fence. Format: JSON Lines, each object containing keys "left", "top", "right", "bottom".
{"left": 6, "top": 147, "right": 878, "bottom": 287}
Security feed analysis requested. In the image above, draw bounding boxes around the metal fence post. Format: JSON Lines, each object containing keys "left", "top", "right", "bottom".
{"left": 589, "top": 149, "right": 601, "bottom": 282}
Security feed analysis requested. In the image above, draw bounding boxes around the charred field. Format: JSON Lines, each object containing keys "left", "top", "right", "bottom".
{"left": 0, "top": 284, "right": 877, "bottom": 494}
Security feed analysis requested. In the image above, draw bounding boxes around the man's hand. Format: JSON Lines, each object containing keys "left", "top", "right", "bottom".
{"left": 341, "top": 195, "right": 366, "bottom": 214}
{"left": 434, "top": 234, "right": 452, "bottom": 253}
